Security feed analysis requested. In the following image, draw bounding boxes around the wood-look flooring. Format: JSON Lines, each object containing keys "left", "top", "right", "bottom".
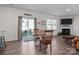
{"left": 0, "top": 36, "right": 79, "bottom": 55}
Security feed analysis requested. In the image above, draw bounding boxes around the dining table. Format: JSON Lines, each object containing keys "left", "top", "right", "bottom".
{"left": 63, "top": 35, "right": 75, "bottom": 46}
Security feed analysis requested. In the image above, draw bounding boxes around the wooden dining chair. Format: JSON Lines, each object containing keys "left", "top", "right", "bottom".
{"left": 72, "top": 36, "right": 79, "bottom": 49}
{"left": 33, "top": 29, "right": 45, "bottom": 48}
{"left": 33, "top": 29, "right": 39, "bottom": 36}
{"left": 40, "top": 30, "right": 53, "bottom": 53}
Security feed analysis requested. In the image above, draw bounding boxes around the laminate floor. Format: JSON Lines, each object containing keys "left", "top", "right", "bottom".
{"left": 0, "top": 36, "right": 79, "bottom": 55}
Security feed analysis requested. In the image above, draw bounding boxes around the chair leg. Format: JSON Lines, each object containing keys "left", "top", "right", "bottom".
{"left": 46, "top": 45, "right": 47, "bottom": 52}
{"left": 44, "top": 45, "right": 46, "bottom": 53}
{"left": 44, "top": 44, "right": 47, "bottom": 53}
{"left": 39, "top": 41, "right": 42, "bottom": 50}
{"left": 50, "top": 43, "right": 52, "bottom": 52}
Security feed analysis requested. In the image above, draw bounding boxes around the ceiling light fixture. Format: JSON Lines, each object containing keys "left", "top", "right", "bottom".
{"left": 66, "top": 9, "right": 70, "bottom": 12}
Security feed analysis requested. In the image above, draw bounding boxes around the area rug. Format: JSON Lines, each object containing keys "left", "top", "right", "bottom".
{"left": 22, "top": 35, "right": 34, "bottom": 42}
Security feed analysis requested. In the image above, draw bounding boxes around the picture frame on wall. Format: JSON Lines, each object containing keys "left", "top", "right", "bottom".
{"left": 41, "top": 20, "right": 45, "bottom": 25}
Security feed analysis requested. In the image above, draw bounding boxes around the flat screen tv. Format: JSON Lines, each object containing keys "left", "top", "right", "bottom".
{"left": 61, "top": 18, "right": 72, "bottom": 25}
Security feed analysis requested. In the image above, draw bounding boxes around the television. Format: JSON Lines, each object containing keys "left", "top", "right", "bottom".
{"left": 61, "top": 18, "right": 72, "bottom": 25}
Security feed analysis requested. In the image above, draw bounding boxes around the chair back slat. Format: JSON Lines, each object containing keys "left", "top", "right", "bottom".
{"left": 41, "top": 30, "right": 53, "bottom": 44}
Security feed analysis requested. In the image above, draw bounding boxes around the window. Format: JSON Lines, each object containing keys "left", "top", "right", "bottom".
{"left": 47, "top": 19, "right": 57, "bottom": 30}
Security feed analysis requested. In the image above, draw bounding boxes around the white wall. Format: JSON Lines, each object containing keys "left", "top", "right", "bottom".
{"left": 58, "top": 16, "right": 79, "bottom": 36}
{"left": 58, "top": 16, "right": 74, "bottom": 33}
{"left": 0, "top": 6, "right": 60, "bottom": 41}
{"left": 73, "top": 16, "right": 79, "bottom": 35}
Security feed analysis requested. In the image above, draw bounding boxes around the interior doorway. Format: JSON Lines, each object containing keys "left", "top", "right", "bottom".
{"left": 18, "top": 16, "right": 36, "bottom": 41}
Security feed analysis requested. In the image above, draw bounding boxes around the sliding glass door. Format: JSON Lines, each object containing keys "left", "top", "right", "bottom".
{"left": 22, "top": 17, "right": 35, "bottom": 42}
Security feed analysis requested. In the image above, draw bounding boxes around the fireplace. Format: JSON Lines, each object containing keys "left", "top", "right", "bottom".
{"left": 62, "top": 28, "right": 70, "bottom": 35}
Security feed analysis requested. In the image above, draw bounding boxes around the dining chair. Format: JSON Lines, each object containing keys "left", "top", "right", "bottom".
{"left": 40, "top": 30, "right": 53, "bottom": 53}
{"left": 33, "top": 29, "right": 41, "bottom": 47}
{"left": 33, "top": 29, "right": 45, "bottom": 48}
{"left": 72, "top": 36, "right": 79, "bottom": 50}
{"left": 0, "top": 31, "right": 6, "bottom": 48}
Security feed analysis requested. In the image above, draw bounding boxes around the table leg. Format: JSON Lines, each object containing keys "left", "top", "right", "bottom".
{"left": 65, "top": 39, "right": 69, "bottom": 45}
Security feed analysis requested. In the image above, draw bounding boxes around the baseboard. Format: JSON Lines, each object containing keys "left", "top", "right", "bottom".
{"left": 6, "top": 40, "right": 19, "bottom": 43}
{"left": 5, "top": 39, "right": 18, "bottom": 42}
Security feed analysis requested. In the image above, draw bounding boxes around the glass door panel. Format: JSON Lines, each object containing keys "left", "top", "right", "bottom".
{"left": 22, "top": 17, "right": 35, "bottom": 42}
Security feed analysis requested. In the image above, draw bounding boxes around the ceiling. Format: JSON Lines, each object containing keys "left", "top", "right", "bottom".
{"left": 1, "top": 4, "right": 79, "bottom": 17}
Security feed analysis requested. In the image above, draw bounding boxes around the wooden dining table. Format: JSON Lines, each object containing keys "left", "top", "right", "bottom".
{"left": 63, "top": 35, "right": 75, "bottom": 46}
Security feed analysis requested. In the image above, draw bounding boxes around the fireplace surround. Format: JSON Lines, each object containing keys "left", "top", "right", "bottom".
{"left": 59, "top": 25, "right": 73, "bottom": 35}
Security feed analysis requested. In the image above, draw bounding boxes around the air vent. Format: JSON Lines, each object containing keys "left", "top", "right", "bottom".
{"left": 9, "top": 4, "right": 14, "bottom": 6}
{"left": 24, "top": 13, "right": 32, "bottom": 16}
